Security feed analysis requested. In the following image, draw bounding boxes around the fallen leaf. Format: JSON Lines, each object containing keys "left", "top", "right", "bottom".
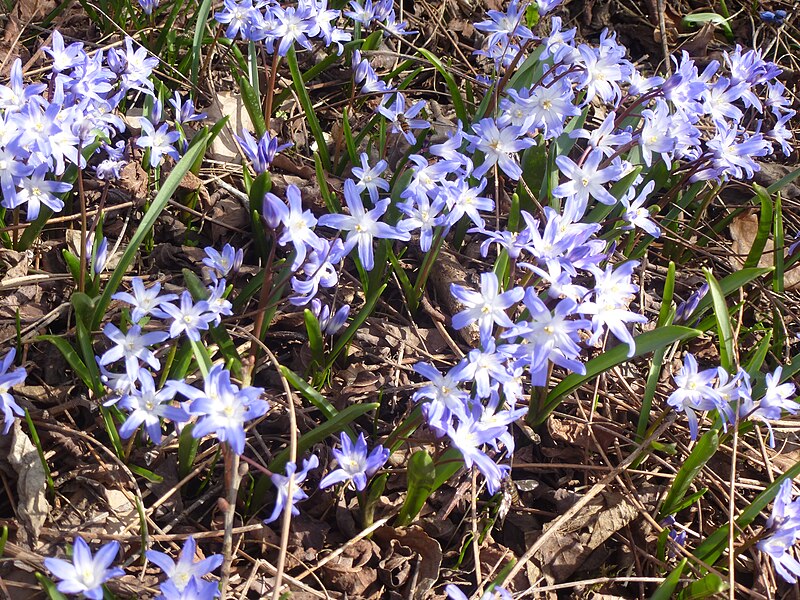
{"left": 320, "top": 538, "right": 380, "bottom": 597}
{"left": 729, "top": 212, "right": 800, "bottom": 289}
{"left": 6, "top": 421, "right": 50, "bottom": 548}
{"left": 375, "top": 526, "right": 442, "bottom": 600}
{"left": 524, "top": 489, "right": 658, "bottom": 584}
{"left": 205, "top": 91, "right": 255, "bottom": 163}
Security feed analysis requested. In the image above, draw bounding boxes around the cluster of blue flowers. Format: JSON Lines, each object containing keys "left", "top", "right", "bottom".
{"left": 667, "top": 354, "right": 798, "bottom": 444}
{"left": 45, "top": 535, "right": 222, "bottom": 599}
{"left": 2, "top": 0, "right": 796, "bottom": 590}
{"left": 758, "top": 479, "right": 800, "bottom": 583}
{"left": 205, "top": 0, "right": 797, "bottom": 507}
{"left": 98, "top": 244, "right": 271, "bottom": 454}
{"left": 0, "top": 32, "right": 206, "bottom": 222}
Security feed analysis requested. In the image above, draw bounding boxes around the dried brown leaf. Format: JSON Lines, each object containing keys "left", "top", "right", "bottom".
{"left": 6, "top": 421, "right": 50, "bottom": 548}
{"left": 729, "top": 212, "right": 800, "bottom": 290}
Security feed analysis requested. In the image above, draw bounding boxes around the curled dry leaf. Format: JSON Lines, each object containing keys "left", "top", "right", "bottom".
{"left": 319, "top": 538, "right": 380, "bottom": 597}
{"left": 524, "top": 489, "right": 654, "bottom": 584}
{"left": 374, "top": 526, "right": 442, "bottom": 600}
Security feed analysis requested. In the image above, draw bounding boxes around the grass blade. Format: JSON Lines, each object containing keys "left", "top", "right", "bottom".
{"left": 534, "top": 326, "right": 700, "bottom": 427}
{"left": 658, "top": 427, "right": 720, "bottom": 519}
{"left": 286, "top": 47, "right": 331, "bottom": 172}
{"left": 703, "top": 269, "right": 735, "bottom": 373}
{"left": 92, "top": 130, "right": 209, "bottom": 330}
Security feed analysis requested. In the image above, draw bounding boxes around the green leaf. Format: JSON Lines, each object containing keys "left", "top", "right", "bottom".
{"left": 304, "top": 309, "right": 325, "bottom": 368}
{"left": 279, "top": 366, "right": 338, "bottom": 420}
{"left": 744, "top": 184, "right": 773, "bottom": 268}
{"left": 651, "top": 559, "right": 687, "bottom": 600}
{"left": 178, "top": 423, "right": 199, "bottom": 479}
{"left": 128, "top": 463, "right": 164, "bottom": 483}
{"left": 341, "top": 107, "right": 359, "bottom": 168}
{"left": 190, "top": 0, "right": 213, "bottom": 85}
{"left": 236, "top": 74, "right": 267, "bottom": 138}
{"left": 744, "top": 330, "right": 773, "bottom": 380}
{"left": 36, "top": 573, "right": 69, "bottom": 600}
{"left": 416, "top": 48, "right": 468, "bottom": 123}
{"left": 690, "top": 267, "right": 772, "bottom": 322}
{"left": 268, "top": 402, "right": 380, "bottom": 473}
{"left": 286, "top": 47, "right": 331, "bottom": 172}
{"left": 703, "top": 269, "right": 735, "bottom": 373}
{"left": 535, "top": 326, "right": 700, "bottom": 426}
{"left": 677, "top": 572, "right": 727, "bottom": 600}
{"left": 38, "top": 335, "right": 92, "bottom": 391}
{"left": 92, "top": 131, "right": 209, "bottom": 330}
{"left": 658, "top": 428, "right": 719, "bottom": 520}
{"left": 682, "top": 12, "right": 733, "bottom": 41}
{"left": 693, "top": 461, "right": 800, "bottom": 563}
{"left": 326, "top": 284, "right": 387, "bottom": 369}
{"left": 395, "top": 450, "right": 436, "bottom": 526}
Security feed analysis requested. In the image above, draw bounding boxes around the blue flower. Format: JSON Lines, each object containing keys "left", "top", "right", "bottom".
{"left": 44, "top": 537, "right": 125, "bottom": 600}
{"left": 264, "top": 455, "right": 319, "bottom": 524}
{"left": 319, "top": 432, "right": 389, "bottom": 491}
{"left": 137, "top": 117, "right": 180, "bottom": 168}
{"left": 234, "top": 130, "right": 291, "bottom": 174}
{"left": 318, "top": 179, "right": 410, "bottom": 271}
{"left": 5, "top": 164, "right": 72, "bottom": 221}
{"left": 161, "top": 291, "right": 217, "bottom": 342}
{"left": 757, "top": 479, "right": 800, "bottom": 582}
{"left": 113, "top": 277, "right": 178, "bottom": 322}
{"left": 666, "top": 354, "right": 722, "bottom": 440}
{"left": 98, "top": 323, "right": 169, "bottom": 382}
{"left": 446, "top": 403, "right": 510, "bottom": 495}
{"left": 202, "top": 244, "right": 243, "bottom": 278}
{"left": 450, "top": 272, "right": 523, "bottom": 347}
{"left": 463, "top": 118, "right": 535, "bottom": 180}
{"left": 376, "top": 93, "right": 429, "bottom": 144}
{"left": 117, "top": 371, "right": 189, "bottom": 444}
{"left": 172, "top": 365, "right": 269, "bottom": 455}
{"left": 0, "top": 349, "right": 26, "bottom": 434}
{"left": 147, "top": 535, "right": 222, "bottom": 594}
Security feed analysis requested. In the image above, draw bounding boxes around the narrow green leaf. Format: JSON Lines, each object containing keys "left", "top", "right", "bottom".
{"left": 693, "top": 460, "right": 800, "bottom": 563}
{"left": 190, "top": 0, "right": 213, "bottom": 85}
{"left": 92, "top": 131, "right": 209, "bottom": 330}
{"left": 395, "top": 450, "right": 436, "bottom": 526}
{"left": 279, "top": 366, "right": 338, "bottom": 420}
{"left": 651, "top": 559, "right": 687, "bottom": 600}
{"left": 416, "top": 48, "right": 468, "bottom": 123}
{"left": 677, "top": 572, "right": 727, "bottom": 600}
{"left": 36, "top": 573, "right": 69, "bottom": 600}
{"left": 690, "top": 267, "right": 772, "bottom": 322}
{"left": 178, "top": 424, "right": 199, "bottom": 479}
{"left": 536, "top": 326, "right": 700, "bottom": 427}
{"left": 744, "top": 184, "right": 773, "bottom": 268}
{"left": 341, "top": 107, "right": 359, "bottom": 168}
{"left": 326, "top": 283, "right": 387, "bottom": 369}
{"left": 658, "top": 428, "right": 720, "bottom": 520}
{"left": 704, "top": 269, "right": 735, "bottom": 373}
{"left": 303, "top": 309, "right": 325, "bottom": 368}
{"left": 682, "top": 12, "right": 733, "bottom": 41}
{"left": 744, "top": 330, "right": 773, "bottom": 380}
{"left": 236, "top": 75, "right": 267, "bottom": 138}
{"left": 128, "top": 463, "right": 164, "bottom": 483}
{"left": 38, "top": 335, "right": 92, "bottom": 390}
{"left": 23, "top": 410, "right": 54, "bottom": 495}
{"left": 286, "top": 47, "right": 331, "bottom": 172}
